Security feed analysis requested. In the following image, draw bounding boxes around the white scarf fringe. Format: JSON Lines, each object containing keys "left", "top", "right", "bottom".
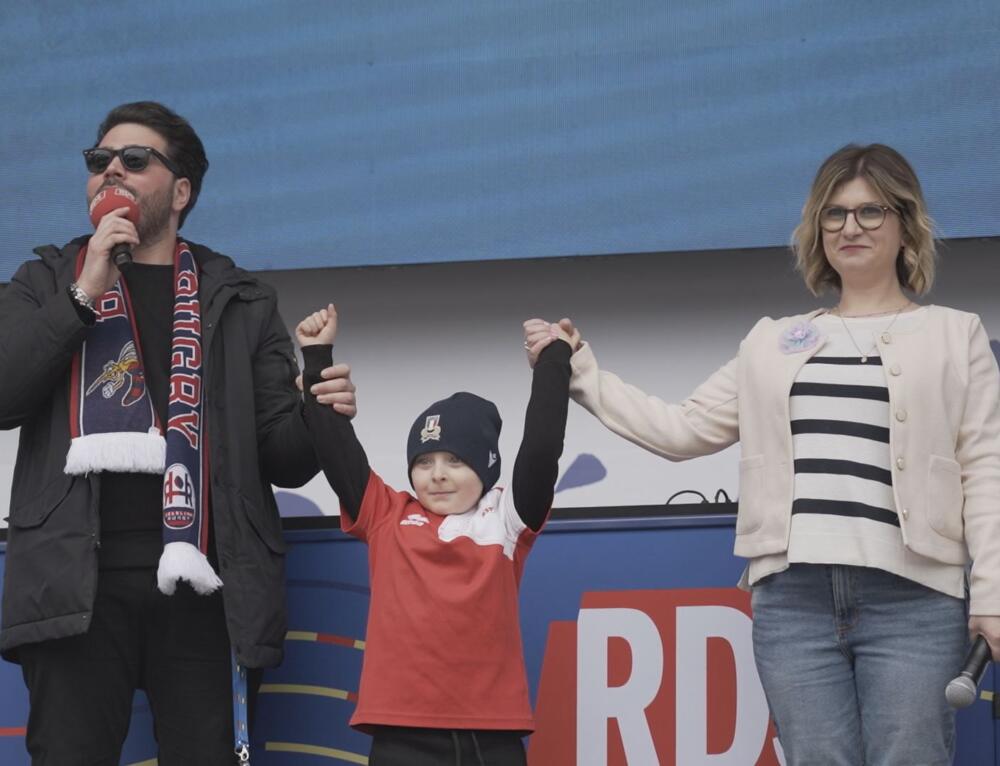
{"left": 64, "top": 428, "right": 166, "bottom": 475}
{"left": 157, "top": 541, "right": 223, "bottom": 595}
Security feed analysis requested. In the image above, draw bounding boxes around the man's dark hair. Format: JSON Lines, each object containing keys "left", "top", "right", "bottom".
{"left": 96, "top": 101, "right": 209, "bottom": 228}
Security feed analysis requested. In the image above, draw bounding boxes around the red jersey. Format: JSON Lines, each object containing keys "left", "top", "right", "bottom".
{"left": 342, "top": 470, "right": 540, "bottom": 733}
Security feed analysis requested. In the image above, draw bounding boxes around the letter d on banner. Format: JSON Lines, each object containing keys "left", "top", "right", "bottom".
{"left": 577, "top": 608, "right": 663, "bottom": 765}
{"left": 675, "top": 605, "right": 770, "bottom": 764}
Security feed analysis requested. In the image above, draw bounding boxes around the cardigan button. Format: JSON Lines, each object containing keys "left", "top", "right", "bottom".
{"left": 889, "top": 363, "right": 901, "bottom": 376}
{"left": 900, "top": 508, "right": 909, "bottom": 520}
{"left": 881, "top": 332, "right": 892, "bottom": 344}
{"left": 895, "top": 409, "right": 907, "bottom": 422}
{"left": 896, "top": 457, "right": 906, "bottom": 470}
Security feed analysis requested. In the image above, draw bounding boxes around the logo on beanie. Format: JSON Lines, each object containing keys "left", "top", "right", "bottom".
{"left": 420, "top": 414, "right": 441, "bottom": 443}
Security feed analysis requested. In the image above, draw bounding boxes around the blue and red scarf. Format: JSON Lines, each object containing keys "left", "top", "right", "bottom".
{"left": 66, "top": 241, "right": 221, "bottom": 595}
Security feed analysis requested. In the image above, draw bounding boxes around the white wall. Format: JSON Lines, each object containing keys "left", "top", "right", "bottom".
{"left": 1, "top": 238, "right": 997, "bottom": 522}
{"left": 268, "top": 237, "right": 1000, "bottom": 514}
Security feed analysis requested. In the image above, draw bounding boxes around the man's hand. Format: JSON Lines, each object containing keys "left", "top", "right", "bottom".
{"left": 77, "top": 206, "right": 138, "bottom": 299}
{"left": 295, "top": 303, "right": 338, "bottom": 347}
{"left": 296, "top": 363, "right": 357, "bottom": 418}
{"left": 522, "top": 317, "right": 580, "bottom": 368}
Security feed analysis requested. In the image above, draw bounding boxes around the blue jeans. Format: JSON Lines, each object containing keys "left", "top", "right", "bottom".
{"left": 751, "top": 564, "right": 968, "bottom": 766}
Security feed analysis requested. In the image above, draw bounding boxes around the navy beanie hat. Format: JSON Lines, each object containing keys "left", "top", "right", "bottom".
{"left": 406, "top": 392, "right": 502, "bottom": 495}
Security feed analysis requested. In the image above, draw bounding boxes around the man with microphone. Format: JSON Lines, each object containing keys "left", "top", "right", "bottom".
{"left": 0, "top": 101, "right": 357, "bottom": 764}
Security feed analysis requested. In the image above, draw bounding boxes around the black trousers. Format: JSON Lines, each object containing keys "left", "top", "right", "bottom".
{"left": 18, "top": 568, "right": 258, "bottom": 766}
{"left": 370, "top": 725, "right": 527, "bottom": 766}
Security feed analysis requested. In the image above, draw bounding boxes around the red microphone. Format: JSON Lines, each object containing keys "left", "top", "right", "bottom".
{"left": 88, "top": 186, "right": 140, "bottom": 269}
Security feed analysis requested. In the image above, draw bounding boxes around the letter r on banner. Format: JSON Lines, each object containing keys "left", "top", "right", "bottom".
{"left": 577, "top": 608, "right": 663, "bottom": 766}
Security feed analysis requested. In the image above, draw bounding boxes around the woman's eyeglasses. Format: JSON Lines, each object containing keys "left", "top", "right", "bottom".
{"left": 82, "top": 145, "right": 181, "bottom": 176}
{"left": 819, "top": 204, "right": 898, "bottom": 232}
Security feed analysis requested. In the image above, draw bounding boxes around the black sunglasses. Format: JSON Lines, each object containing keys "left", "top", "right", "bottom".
{"left": 82, "top": 145, "right": 182, "bottom": 176}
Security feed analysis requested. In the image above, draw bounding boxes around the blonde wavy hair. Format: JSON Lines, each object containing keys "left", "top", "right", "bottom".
{"left": 792, "top": 144, "right": 936, "bottom": 296}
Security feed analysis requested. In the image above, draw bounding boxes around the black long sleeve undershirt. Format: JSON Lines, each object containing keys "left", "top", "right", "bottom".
{"left": 511, "top": 340, "right": 572, "bottom": 530}
{"left": 301, "top": 340, "right": 572, "bottom": 530}
{"left": 301, "top": 345, "right": 371, "bottom": 522}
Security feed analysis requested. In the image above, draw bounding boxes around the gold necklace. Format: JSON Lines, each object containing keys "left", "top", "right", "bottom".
{"left": 833, "top": 301, "right": 912, "bottom": 318}
{"left": 833, "top": 301, "right": 911, "bottom": 363}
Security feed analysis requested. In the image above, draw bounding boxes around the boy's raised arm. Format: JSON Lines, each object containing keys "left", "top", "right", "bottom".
{"left": 298, "top": 306, "right": 370, "bottom": 522}
{"left": 512, "top": 337, "right": 573, "bottom": 531}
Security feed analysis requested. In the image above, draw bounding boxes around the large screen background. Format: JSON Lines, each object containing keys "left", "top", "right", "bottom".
{"left": 1, "top": 1, "right": 998, "bottom": 281}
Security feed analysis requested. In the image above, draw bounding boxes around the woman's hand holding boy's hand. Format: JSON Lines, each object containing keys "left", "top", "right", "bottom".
{"left": 522, "top": 317, "right": 581, "bottom": 368}
{"left": 556, "top": 318, "right": 581, "bottom": 350}
{"left": 296, "top": 303, "right": 338, "bottom": 347}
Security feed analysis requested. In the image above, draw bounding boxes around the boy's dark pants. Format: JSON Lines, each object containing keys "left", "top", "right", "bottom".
{"left": 370, "top": 725, "right": 528, "bottom": 765}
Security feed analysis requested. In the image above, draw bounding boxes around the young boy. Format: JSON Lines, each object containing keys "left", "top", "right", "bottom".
{"left": 296, "top": 304, "right": 573, "bottom": 766}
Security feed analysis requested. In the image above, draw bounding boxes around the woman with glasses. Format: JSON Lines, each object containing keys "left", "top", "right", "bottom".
{"left": 524, "top": 144, "right": 1000, "bottom": 765}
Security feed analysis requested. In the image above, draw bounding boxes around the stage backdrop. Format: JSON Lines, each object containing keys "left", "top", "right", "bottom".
{"left": 2, "top": 1, "right": 999, "bottom": 280}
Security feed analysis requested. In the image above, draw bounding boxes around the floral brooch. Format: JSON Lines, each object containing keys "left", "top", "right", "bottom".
{"left": 779, "top": 321, "right": 823, "bottom": 354}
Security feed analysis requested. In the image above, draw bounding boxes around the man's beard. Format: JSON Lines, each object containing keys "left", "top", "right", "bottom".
{"left": 136, "top": 183, "right": 173, "bottom": 244}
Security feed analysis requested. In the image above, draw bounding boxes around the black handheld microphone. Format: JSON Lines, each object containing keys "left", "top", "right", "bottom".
{"left": 110, "top": 242, "right": 133, "bottom": 270}
{"left": 945, "top": 635, "right": 992, "bottom": 708}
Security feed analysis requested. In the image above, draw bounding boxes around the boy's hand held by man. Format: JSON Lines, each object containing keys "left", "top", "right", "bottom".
{"left": 296, "top": 303, "right": 356, "bottom": 416}
{"left": 296, "top": 302, "right": 338, "bottom": 347}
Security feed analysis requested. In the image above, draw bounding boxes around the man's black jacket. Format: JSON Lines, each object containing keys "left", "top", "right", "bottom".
{"left": 0, "top": 237, "right": 319, "bottom": 668}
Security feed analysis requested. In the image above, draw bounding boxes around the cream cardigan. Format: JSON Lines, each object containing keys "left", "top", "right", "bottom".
{"left": 569, "top": 305, "right": 1000, "bottom": 614}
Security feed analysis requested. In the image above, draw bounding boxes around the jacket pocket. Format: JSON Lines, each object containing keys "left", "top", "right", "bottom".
{"left": 8, "top": 475, "right": 73, "bottom": 528}
{"left": 736, "top": 454, "right": 766, "bottom": 534}
{"left": 926, "top": 455, "right": 964, "bottom": 542}
{"left": 229, "top": 486, "right": 287, "bottom": 555}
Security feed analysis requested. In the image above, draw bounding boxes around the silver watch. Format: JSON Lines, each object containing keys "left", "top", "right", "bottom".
{"left": 68, "top": 282, "right": 97, "bottom": 314}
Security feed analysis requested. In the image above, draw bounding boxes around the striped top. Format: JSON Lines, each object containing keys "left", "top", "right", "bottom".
{"left": 749, "top": 309, "right": 965, "bottom": 598}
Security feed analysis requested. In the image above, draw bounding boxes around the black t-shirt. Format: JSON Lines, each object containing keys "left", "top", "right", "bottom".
{"left": 98, "top": 263, "right": 174, "bottom": 570}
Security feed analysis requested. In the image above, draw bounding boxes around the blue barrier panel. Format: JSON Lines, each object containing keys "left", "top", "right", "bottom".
{"left": 1, "top": 511, "right": 996, "bottom": 764}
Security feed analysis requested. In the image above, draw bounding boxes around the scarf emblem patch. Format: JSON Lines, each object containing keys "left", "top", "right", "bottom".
{"left": 85, "top": 340, "right": 146, "bottom": 406}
